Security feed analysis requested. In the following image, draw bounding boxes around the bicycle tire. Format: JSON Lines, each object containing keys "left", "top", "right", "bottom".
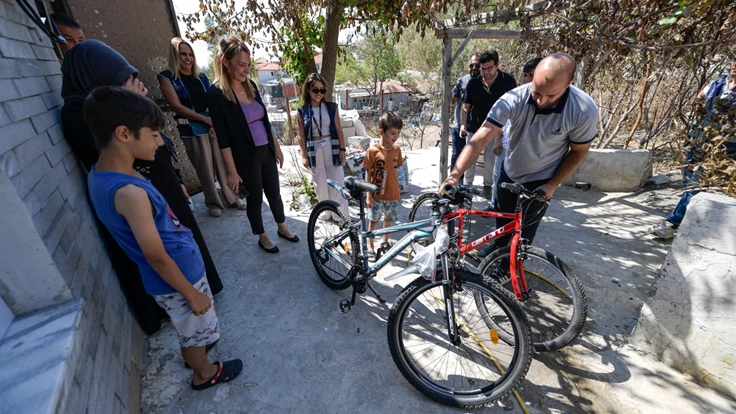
{"left": 387, "top": 270, "right": 532, "bottom": 408}
{"left": 307, "top": 200, "right": 358, "bottom": 290}
{"left": 408, "top": 192, "right": 441, "bottom": 223}
{"left": 475, "top": 246, "right": 587, "bottom": 352}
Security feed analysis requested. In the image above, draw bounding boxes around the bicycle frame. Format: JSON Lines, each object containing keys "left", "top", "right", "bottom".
{"left": 443, "top": 207, "right": 530, "bottom": 301}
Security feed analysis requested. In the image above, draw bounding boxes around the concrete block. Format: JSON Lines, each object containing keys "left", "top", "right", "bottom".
{"left": 0, "top": 149, "right": 20, "bottom": 178}
{"left": 61, "top": 242, "right": 82, "bottom": 286}
{"left": 563, "top": 149, "right": 652, "bottom": 191}
{"left": 12, "top": 131, "right": 52, "bottom": 168}
{"left": 44, "top": 134, "right": 70, "bottom": 165}
{"left": 0, "top": 105, "right": 8, "bottom": 127}
{"left": 3, "top": 95, "right": 46, "bottom": 122}
{"left": 10, "top": 153, "right": 50, "bottom": 199}
{"left": 0, "top": 78, "right": 20, "bottom": 101}
{"left": 31, "top": 45, "right": 57, "bottom": 61}
{"left": 31, "top": 189, "right": 63, "bottom": 237}
{"left": 58, "top": 213, "right": 80, "bottom": 254}
{"left": 630, "top": 192, "right": 736, "bottom": 399}
{"left": 58, "top": 164, "right": 83, "bottom": 201}
{"left": 46, "top": 74, "right": 62, "bottom": 91}
{"left": 0, "top": 1, "right": 34, "bottom": 26}
{"left": 0, "top": 57, "right": 20, "bottom": 78}
{"left": 0, "top": 37, "right": 35, "bottom": 59}
{"left": 0, "top": 118, "right": 35, "bottom": 154}
{"left": 29, "top": 160, "right": 65, "bottom": 206}
{"left": 347, "top": 135, "right": 372, "bottom": 150}
{"left": 47, "top": 121, "right": 64, "bottom": 143}
{"left": 0, "top": 18, "right": 33, "bottom": 42}
{"left": 42, "top": 200, "right": 74, "bottom": 253}
{"left": 13, "top": 76, "right": 50, "bottom": 97}
{"left": 62, "top": 150, "right": 79, "bottom": 173}
{"left": 41, "top": 90, "right": 63, "bottom": 110}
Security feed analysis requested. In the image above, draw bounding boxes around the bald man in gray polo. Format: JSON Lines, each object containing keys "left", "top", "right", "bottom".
{"left": 442, "top": 53, "right": 598, "bottom": 249}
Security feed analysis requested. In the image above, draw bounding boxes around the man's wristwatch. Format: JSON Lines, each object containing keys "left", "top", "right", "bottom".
{"left": 339, "top": 148, "right": 346, "bottom": 152}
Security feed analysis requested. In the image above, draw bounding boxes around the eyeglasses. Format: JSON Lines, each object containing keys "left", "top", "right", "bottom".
{"left": 468, "top": 64, "right": 480, "bottom": 69}
{"left": 311, "top": 88, "right": 327, "bottom": 95}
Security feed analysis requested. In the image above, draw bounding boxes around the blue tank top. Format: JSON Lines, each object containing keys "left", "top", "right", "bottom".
{"left": 87, "top": 166, "right": 205, "bottom": 295}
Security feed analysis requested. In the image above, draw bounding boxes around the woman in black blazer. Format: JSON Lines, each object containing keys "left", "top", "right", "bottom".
{"left": 207, "top": 36, "right": 298, "bottom": 254}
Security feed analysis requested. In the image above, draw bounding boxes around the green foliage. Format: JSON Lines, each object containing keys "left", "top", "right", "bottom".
{"left": 337, "top": 23, "right": 402, "bottom": 91}
{"left": 280, "top": 15, "right": 325, "bottom": 85}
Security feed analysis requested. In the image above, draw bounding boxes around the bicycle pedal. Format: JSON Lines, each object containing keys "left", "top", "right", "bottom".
{"left": 339, "top": 299, "right": 352, "bottom": 314}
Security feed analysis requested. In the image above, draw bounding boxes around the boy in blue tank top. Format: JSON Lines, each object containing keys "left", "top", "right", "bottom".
{"left": 84, "top": 86, "right": 242, "bottom": 390}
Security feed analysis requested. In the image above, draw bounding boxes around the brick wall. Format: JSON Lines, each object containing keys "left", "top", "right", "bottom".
{"left": 0, "top": 1, "right": 143, "bottom": 413}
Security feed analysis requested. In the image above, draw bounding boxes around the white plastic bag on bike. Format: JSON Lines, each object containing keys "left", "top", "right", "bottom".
{"left": 412, "top": 227, "right": 450, "bottom": 281}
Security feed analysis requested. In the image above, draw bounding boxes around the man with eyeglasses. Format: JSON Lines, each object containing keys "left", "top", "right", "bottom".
{"left": 450, "top": 54, "right": 480, "bottom": 177}
{"left": 443, "top": 53, "right": 598, "bottom": 252}
{"left": 460, "top": 50, "right": 517, "bottom": 197}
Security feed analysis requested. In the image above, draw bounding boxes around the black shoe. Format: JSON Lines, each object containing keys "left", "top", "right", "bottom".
{"left": 258, "top": 240, "right": 279, "bottom": 253}
{"left": 277, "top": 231, "right": 299, "bottom": 243}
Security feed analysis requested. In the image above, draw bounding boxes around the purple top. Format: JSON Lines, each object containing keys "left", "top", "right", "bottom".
{"left": 239, "top": 100, "right": 269, "bottom": 146}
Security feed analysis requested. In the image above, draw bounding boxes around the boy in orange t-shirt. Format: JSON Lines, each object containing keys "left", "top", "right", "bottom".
{"left": 363, "top": 112, "right": 404, "bottom": 259}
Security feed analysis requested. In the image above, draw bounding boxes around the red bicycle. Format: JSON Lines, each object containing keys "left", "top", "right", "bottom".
{"left": 409, "top": 183, "right": 587, "bottom": 352}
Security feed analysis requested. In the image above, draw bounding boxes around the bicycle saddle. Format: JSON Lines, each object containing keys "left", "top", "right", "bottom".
{"left": 344, "top": 176, "right": 379, "bottom": 194}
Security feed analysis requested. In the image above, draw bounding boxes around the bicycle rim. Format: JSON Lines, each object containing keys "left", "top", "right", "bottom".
{"left": 307, "top": 201, "right": 356, "bottom": 290}
{"left": 478, "top": 246, "right": 587, "bottom": 352}
{"left": 387, "top": 273, "right": 532, "bottom": 408}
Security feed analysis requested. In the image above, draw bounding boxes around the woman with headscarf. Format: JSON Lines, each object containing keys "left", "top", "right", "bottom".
{"left": 61, "top": 40, "right": 223, "bottom": 334}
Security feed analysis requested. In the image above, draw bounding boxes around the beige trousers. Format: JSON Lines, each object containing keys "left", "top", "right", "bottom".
{"left": 312, "top": 140, "right": 348, "bottom": 211}
{"left": 183, "top": 134, "right": 239, "bottom": 210}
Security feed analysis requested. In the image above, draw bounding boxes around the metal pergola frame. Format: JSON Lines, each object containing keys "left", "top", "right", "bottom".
{"left": 434, "top": 1, "right": 557, "bottom": 182}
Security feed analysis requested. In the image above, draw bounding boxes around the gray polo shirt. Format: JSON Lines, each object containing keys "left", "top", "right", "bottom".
{"left": 487, "top": 84, "right": 598, "bottom": 183}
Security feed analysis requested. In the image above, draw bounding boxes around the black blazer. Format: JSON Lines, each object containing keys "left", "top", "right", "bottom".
{"left": 206, "top": 79, "right": 276, "bottom": 170}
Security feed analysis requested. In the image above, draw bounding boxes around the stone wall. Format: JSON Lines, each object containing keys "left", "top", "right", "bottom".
{"left": 630, "top": 192, "right": 736, "bottom": 399}
{"left": 0, "top": 1, "right": 143, "bottom": 413}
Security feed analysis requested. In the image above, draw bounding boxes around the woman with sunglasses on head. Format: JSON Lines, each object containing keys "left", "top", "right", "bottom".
{"left": 207, "top": 36, "right": 297, "bottom": 254}
{"left": 158, "top": 37, "right": 247, "bottom": 218}
{"left": 296, "top": 73, "right": 347, "bottom": 219}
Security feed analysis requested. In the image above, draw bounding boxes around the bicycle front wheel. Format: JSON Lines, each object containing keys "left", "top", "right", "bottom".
{"left": 307, "top": 200, "right": 358, "bottom": 290}
{"left": 387, "top": 270, "right": 532, "bottom": 408}
{"left": 408, "top": 192, "right": 440, "bottom": 223}
{"left": 476, "top": 246, "right": 587, "bottom": 352}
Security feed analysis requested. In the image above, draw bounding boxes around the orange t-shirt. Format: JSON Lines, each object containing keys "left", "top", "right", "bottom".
{"left": 363, "top": 143, "right": 403, "bottom": 201}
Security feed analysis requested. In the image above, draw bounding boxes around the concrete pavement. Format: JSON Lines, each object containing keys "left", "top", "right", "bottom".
{"left": 140, "top": 147, "right": 735, "bottom": 413}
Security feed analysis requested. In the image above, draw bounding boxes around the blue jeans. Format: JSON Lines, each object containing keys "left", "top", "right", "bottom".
{"left": 491, "top": 148, "right": 505, "bottom": 206}
{"left": 450, "top": 127, "right": 466, "bottom": 172}
{"left": 667, "top": 190, "right": 699, "bottom": 228}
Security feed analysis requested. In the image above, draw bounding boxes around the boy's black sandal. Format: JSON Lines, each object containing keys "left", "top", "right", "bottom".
{"left": 191, "top": 359, "right": 243, "bottom": 391}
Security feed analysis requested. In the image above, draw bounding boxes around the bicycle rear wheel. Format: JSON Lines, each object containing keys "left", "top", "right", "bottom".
{"left": 387, "top": 270, "right": 532, "bottom": 408}
{"left": 307, "top": 200, "right": 357, "bottom": 290}
{"left": 476, "top": 246, "right": 587, "bottom": 352}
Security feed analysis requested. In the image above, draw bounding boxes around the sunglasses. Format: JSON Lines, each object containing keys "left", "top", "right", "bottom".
{"left": 468, "top": 64, "right": 480, "bottom": 69}
{"left": 179, "top": 52, "right": 195, "bottom": 58}
{"left": 311, "top": 88, "right": 327, "bottom": 94}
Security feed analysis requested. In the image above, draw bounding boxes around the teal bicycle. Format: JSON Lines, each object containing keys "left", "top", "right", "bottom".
{"left": 307, "top": 177, "right": 532, "bottom": 409}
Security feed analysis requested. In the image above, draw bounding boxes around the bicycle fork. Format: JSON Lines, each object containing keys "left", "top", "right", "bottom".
{"left": 440, "top": 255, "right": 461, "bottom": 346}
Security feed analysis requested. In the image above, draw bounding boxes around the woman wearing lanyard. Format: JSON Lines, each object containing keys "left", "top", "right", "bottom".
{"left": 297, "top": 73, "right": 347, "bottom": 219}
{"left": 207, "top": 36, "right": 298, "bottom": 254}
{"left": 159, "top": 37, "right": 246, "bottom": 218}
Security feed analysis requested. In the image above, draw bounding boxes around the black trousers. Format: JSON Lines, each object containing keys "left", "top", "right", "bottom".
{"left": 241, "top": 146, "right": 286, "bottom": 235}
{"left": 494, "top": 165, "right": 551, "bottom": 248}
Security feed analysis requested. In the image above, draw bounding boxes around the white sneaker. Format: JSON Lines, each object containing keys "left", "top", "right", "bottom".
{"left": 651, "top": 220, "right": 676, "bottom": 239}
{"left": 319, "top": 211, "right": 333, "bottom": 221}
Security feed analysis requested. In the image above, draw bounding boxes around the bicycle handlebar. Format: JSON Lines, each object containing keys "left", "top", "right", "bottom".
{"left": 327, "top": 179, "right": 353, "bottom": 200}
{"left": 500, "top": 182, "right": 549, "bottom": 204}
